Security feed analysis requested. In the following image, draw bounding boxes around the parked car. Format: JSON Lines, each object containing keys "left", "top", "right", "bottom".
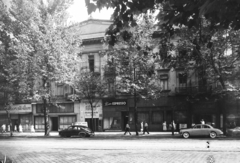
{"left": 59, "top": 125, "right": 95, "bottom": 138}
{"left": 226, "top": 127, "right": 240, "bottom": 137}
{"left": 179, "top": 124, "right": 223, "bottom": 139}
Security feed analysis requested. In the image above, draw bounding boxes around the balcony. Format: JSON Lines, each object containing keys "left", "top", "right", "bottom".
{"left": 104, "top": 66, "right": 116, "bottom": 76}
{"left": 175, "top": 86, "right": 213, "bottom": 95}
{"left": 80, "top": 61, "right": 101, "bottom": 75}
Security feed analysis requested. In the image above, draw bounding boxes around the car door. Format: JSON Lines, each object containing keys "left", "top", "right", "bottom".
{"left": 72, "top": 126, "right": 79, "bottom": 136}
{"left": 66, "top": 126, "right": 74, "bottom": 136}
{"left": 202, "top": 125, "right": 211, "bottom": 136}
{"left": 191, "top": 125, "right": 202, "bottom": 136}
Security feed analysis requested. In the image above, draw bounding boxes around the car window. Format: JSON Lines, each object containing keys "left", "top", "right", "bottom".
{"left": 68, "top": 126, "right": 73, "bottom": 130}
{"left": 194, "top": 125, "right": 201, "bottom": 129}
{"left": 203, "top": 125, "right": 210, "bottom": 128}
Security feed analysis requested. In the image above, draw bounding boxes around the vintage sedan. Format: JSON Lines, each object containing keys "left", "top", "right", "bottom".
{"left": 226, "top": 127, "right": 240, "bottom": 137}
{"left": 179, "top": 124, "right": 223, "bottom": 138}
{"left": 59, "top": 125, "right": 95, "bottom": 138}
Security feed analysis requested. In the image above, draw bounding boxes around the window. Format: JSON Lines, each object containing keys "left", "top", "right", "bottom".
{"left": 35, "top": 116, "right": 45, "bottom": 130}
{"left": 179, "top": 73, "right": 187, "bottom": 86}
{"left": 137, "top": 112, "right": 149, "bottom": 123}
{"left": 160, "top": 80, "right": 168, "bottom": 90}
{"left": 88, "top": 55, "right": 94, "bottom": 72}
{"left": 194, "top": 125, "right": 201, "bottom": 129}
{"left": 36, "top": 103, "right": 74, "bottom": 113}
{"left": 59, "top": 116, "right": 76, "bottom": 129}
{"left": 107, "top": 78, "right": 115, "bottom": 95}
{"left": 152, "top": 111, "right": 163, "bottom": 124}
{"left": 203, "top": 125, "right": 210, "bottom": 128}
{"left": 56, "top": 84, "right": 64, "bottom": 96}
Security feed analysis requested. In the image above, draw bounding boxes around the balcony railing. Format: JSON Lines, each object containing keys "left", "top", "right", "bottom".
{"left": 104, "top": 66, "right": 116, "bottom": 76}
{"left": 80, "top": 61, "right": 101, "bottom": 73}
{"left": 175, "top": 86, "right": 213, "bottom": 95}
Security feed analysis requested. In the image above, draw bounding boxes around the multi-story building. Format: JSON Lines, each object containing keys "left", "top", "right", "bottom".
{"left": 31, "top": 18, "right": 240, "bottom": 133}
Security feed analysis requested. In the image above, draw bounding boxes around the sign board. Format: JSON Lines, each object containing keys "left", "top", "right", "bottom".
{"left": 80, "top": 100, "right": 102, "bottom": 119}
{"left": 103, "top": 99, "right": 127, "bottom": 107}
{"left": 74, "top": 122, "right": 88, "bottom": 127}
{"left": 0, "top": 104, "right": 32, "bottom": 114}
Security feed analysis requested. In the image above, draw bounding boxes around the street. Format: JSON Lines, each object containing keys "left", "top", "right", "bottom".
{"left": 0, "top": 136, "right": 240, "bottom": 163}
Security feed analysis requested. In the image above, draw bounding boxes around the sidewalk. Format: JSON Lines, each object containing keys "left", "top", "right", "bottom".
{"left": 0, "top": 131, "right": 182, "bottom": 138}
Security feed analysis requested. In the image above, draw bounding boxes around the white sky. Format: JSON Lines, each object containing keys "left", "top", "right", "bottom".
{"left": 67, "top": 0, "right": 114, "bottom": 23}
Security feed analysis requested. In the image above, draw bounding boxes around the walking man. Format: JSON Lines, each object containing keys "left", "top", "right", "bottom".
{"left": 143, "top": 122, "right": 149, "bottom": 134}
{"left": 124, "top": 123, "right": 131, "bottom": 135}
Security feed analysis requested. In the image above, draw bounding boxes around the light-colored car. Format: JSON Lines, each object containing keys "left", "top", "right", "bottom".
{"left": 226, "top": 127, "right": 240, "bottom": 137}
{"left": 179, "top": 124, "right": 223, "bottom": 138}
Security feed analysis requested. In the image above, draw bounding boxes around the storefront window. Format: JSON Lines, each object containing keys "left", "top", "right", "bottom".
{"left": 20, "top": 115, "right": 32, "bottom": 131}
{"left": 137, "top": 112, "right": 149, "bottom": 123}
{"left": 174, "top": 111, "right": 187, "bottom": 123}
{"left": 59, "top": 116, "right": 76, "bottom": 129}
{"left": 35, "top": 116, "right": 44, "bottom": 130}
{"left": 152, "top": 111, "right": 163, "bottom": 124}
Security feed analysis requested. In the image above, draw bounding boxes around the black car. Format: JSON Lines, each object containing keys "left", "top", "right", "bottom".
{"left": 59, "top": 125, "right": 95, "bottom": 138}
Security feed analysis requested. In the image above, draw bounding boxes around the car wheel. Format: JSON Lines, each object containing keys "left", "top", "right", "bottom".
{"left": 183, "top": 132, "right": 190, "bottom": 138}
{"left": 79, "top": 133, "right": 86, "bottom": 138}
{"left": 210, "top": 132, "right": 217, "bottom": 138}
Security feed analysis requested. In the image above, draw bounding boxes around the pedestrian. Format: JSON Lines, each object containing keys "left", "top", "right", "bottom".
{"left": 140, "top": 121, "right": 143, "bottom": 132}
{"left": 143, "top": 122, "right": 149, "bottom": 134}
{"left": 163, "top": 121, "right": 167, "bottom": 131}
{"left": 1, "top": 124, "right": 6, "bottom": 132}
{"left": 201, "top": 119, "right": 205, "bottom": 124}
{"left": 124, "top": 123, "right": 131, "bottom": 135}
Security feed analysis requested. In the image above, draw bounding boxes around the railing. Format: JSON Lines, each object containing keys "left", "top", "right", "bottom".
{"left": 80, "top": 61, "right": 101, "bottom": 73}
{"left": 104, "top": 66, "right": 116, "bottom": 76}
{"left": 175, "top": 86, "right": 213, "bottom": 94}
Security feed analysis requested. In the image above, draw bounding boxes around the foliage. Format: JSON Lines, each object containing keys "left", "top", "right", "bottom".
{"left": 0, "top": 0, "right": 81, "bottom": 103}
{"left": 0, "top": 0, "right": 81, "bottom": 135}
{"left": 105, "top": 14, "right": 162, "bottom": 99}
{"left": 85, "top": 0, "right": 240, "bottom": 94}
{"left": 70, "top": 71, "right": 108, "bottom": 131}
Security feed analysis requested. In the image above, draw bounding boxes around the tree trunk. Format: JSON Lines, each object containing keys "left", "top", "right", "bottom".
{"left": 43, "top": 97, "right": 48, "bottom": 136}
{"left": 134, "top": 88, "right": 139, "bottom": 136}
{"left": 90, "top": 102, "right": 94, "bottom": 132}
{"left": 6, "top": 110, "right": 13, "bottom": 137}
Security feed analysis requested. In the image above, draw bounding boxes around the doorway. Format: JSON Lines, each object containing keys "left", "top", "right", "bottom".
{"left": 85, "top": 118, "right": 99, "bottom": 131}
{"left": 51, "top": 117, "right": 58, "bottom": 131}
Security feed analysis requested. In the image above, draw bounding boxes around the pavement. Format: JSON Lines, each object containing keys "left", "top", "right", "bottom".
{"left": 0, "top": 131, "right": 182, "bottom": 138}
{"left": 1, "top": 131, "right": 238, "bottom": 139}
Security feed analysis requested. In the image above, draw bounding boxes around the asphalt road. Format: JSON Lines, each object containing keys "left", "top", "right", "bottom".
{"left": 0, "top": 137, "right": 240, "bottom": 163}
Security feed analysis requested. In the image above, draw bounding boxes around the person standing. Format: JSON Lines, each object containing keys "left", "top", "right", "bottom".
{"left": 201, "top": 119, "right": 205, "bottom": 124}
{"left": 124, "top": 123, "right": 131, "bottom": 135}
{"left": 143, "top": 122, "right": 149, "bottom": 134}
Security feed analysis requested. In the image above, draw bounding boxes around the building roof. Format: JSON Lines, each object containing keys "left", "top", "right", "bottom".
{"left": 69, "top": 18, "right": 112, "bottom": 40}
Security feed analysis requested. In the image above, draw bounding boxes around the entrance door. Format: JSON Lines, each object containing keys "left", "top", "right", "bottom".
{"left": 85, "top": 118, "right": 99, "bottom": 131}
{"left": 51, "top": 117, "right": 58, "bottom": 131}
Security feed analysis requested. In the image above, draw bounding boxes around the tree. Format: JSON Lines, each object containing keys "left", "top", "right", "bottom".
{"left": 70, "top": 71, "right": 108, "bottom": 132}
{"left": 0, "top": 0, "right": 81, "bottom": 136}
{"left": 104, "top": 15, "right": 161, "bottom": 135}
{"left": 85, "top": 0, "right": 240, "bottom": 37}
{"left": 85, "top": 0, "right": 240, "bottom": 134}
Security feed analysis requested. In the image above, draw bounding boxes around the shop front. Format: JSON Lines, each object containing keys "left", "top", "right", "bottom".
{"left": 102, "top": 99, "right": 128, "bottom": 131}
{"left": 33, "top": 102, "right": 76, "bottom": 131}
{"left": 192, "top": 101, "right": 219, "bottom": 128}
{"left": 79, "top": 100, "right": 103, "bottom": 131}
{"left": 0, "top": 104, "right": 32, "bottom": 132}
